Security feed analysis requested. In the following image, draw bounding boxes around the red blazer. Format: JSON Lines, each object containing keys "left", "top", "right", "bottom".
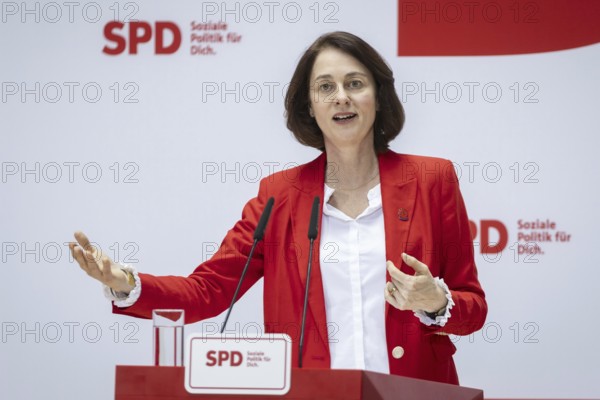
{"left": 114, "top": 150, "right": 487, "bottom": 384}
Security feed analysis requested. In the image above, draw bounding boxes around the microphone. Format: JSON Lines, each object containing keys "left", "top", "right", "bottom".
{"left": 253, "top": 196, "right": 274, "bottom": 241}
{"left": 221, "top": 197, "right": 274, "bottom": 334}
{"left": 298, "top": 196, "right": 320, "bottom": 368}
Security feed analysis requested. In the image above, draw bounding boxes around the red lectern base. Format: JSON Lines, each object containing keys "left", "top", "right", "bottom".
{"left": 115, "top": 366, "right": 483, "bottom": 400}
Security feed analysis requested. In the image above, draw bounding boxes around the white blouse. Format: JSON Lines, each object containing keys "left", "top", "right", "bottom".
{"left": 319, "top": 183, "right": 389, "bottom": 373}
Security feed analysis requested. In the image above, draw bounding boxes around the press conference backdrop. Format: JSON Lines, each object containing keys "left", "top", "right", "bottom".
{"left": 1, "top": 1, "right": 599, "bottom": 399}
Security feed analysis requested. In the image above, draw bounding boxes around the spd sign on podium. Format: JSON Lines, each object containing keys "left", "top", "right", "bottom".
{"left": 184, "top": 334, "right": 292, "bottom": 395}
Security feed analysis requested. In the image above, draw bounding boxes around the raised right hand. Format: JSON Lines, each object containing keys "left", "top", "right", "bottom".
{"left": 69, "top": 231, "right": 133, "bottom": 294}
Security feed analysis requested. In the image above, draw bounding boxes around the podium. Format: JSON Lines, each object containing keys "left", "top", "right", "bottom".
{"left": 115, "top": 366, "right": 483, "bottom": 399}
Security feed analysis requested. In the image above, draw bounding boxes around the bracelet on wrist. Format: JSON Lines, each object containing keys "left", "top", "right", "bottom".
{"left": 124, "top": 269, "right": 135, "bottom": 288}
{"left": 424, "top": 306, "right": 446, "bottom": 320}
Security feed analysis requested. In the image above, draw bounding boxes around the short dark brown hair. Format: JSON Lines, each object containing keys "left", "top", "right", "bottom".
{"left": 285, "top": 31, "right": 405, "bottom": 153}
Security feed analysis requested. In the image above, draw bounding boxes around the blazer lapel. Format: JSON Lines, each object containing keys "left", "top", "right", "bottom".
{"left": 289, "top": 153, "right": 329, "bottom": 349}
{"left": 379, "top": 152, "right": 418, "bottom": 315}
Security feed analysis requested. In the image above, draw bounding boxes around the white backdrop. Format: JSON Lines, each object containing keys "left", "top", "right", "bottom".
{"left": 2, "top": 1, "right": 599, "bottom": 399}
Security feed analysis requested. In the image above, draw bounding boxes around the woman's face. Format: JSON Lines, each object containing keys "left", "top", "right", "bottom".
{"left": 309, "top": 47, "right": 378, "bottom": 152}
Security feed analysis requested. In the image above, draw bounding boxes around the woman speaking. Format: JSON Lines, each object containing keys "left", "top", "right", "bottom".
{"left": 69, "top": 31, "right": 487, "bottom": 384}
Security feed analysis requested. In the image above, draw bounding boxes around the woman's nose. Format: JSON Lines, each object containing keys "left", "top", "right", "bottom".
{"left": 334, "top": 87, "right": 350, "bottom": 104}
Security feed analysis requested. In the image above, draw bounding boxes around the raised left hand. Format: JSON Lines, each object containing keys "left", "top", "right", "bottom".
{"left": 384, "top": 253, "right": 448, "bottom": 313}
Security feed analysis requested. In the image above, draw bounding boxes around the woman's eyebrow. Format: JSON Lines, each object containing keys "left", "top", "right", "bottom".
{"left": 314, "top": 71, "right": 368, "bottom": 81}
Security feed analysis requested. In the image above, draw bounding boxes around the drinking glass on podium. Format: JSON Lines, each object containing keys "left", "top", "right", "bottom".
{"left": 152, "top": 309, "right": 184, "bottom": 366}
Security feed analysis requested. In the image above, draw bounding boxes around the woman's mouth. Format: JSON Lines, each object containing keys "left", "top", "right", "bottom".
{"left": 332, "top": 113, "right": 357, "bottom": 123}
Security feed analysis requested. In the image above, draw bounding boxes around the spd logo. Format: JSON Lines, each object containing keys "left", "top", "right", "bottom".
{"left": 470, "top": 219, "right": 508, "bottom": 254}
{"left": 102, "top": 21, "right": 182, "bottom": 55}
{"left": 206, "top": 350, "right": 243, "bottom": 367}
